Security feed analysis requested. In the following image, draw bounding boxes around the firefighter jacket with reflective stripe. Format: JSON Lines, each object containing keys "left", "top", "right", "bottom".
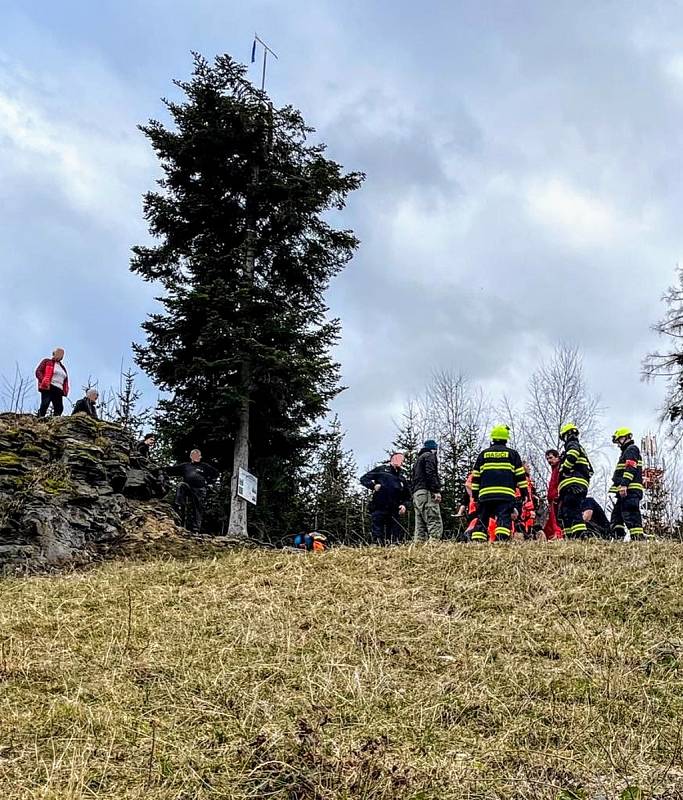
{"left": 471, "top": 445, "right": 527, "bottom": 502}
{"left": 559, "top": 437, "right": 592, "bottom": 494}
{"left": 609, "top": 441, "right": 643, "bottom": 497}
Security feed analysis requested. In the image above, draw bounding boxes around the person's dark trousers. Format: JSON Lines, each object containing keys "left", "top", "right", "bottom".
{"left": 37, "top": 387, "right": 64, "bottom": 417}
{"left": 472, "top": 499, "right": 515, "bottom": 541}
{"left": 559, "top": 488, "right": 588, "bottom": 538}
{"left": 371, "top": 509, "right": 404, "bottom": 545}
{"left": 175, "top": 483, "right": 205, "bottom": 532}
{"left": 611, "top": 493, "right": 644, "bottom": 539}
{"left": 586, "top": 522, "right": 610, "bottom": 540}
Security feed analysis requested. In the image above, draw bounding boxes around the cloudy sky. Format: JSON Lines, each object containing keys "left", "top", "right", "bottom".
{"left": 2, "top": 0, "right": 681, "bottom": 470}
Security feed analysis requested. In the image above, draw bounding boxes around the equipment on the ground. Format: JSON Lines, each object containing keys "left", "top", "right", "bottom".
{"left": 293, "top": 531, "right": 327, "bottom": 552}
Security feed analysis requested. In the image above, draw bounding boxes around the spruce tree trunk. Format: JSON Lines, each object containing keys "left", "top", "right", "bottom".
{"left": 228, "top": 358, "right": 250, "bottom": 537}
{"left": 227, "top": 219, "right": 256, "bottom": 538}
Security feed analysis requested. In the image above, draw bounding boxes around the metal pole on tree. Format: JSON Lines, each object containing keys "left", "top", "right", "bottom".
{"left": 251, "top": 34, "right": 279, "bottom": 93}
{"left": 227, "top": 37, "right": 278, "bottom": 538}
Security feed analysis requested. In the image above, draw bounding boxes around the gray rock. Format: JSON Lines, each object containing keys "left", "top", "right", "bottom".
{"left": 0, "top": 414, "right": 188, "bottom": 568}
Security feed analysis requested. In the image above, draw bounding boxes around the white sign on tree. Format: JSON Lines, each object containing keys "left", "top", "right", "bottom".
{"left": 237, "top": 468, "right": 258, "bottom": 505}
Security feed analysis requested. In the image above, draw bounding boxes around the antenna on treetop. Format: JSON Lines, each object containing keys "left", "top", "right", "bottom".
{"left": 250, "top": 34, "right": 279, "bottom": 92}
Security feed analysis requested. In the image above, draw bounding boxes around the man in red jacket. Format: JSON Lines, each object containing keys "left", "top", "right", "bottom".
{"left": 35, "top": 348, "right": 70, "bottom": 417}
{"left": 543, "top": 449, "right": 563, "bottom": 540}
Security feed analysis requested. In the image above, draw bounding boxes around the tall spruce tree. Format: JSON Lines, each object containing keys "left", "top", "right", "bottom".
{"left": 131, "top": 54, "right": 363, "bottom": 537}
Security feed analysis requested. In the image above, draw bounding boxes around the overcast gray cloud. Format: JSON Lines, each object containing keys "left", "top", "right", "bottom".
{"left": 1, "top": 0, "right": 680, "bottom": 470}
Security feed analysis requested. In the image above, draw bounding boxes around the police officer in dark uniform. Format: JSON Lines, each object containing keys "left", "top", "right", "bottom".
{"left": 360, "top": 453, "right": 412, "bottom": 544}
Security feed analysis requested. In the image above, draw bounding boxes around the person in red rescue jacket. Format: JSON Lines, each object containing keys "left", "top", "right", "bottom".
{"left": 35, "top": 348, "right": 69, "bottom": 417}
{"left": 543, "top": 448, "right": 563, "bottom": 540}
{"left": 518, "top": 461, "right": 538, "bottom": 539}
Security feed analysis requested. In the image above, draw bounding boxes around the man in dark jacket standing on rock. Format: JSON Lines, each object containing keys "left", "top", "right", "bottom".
{"left": 360, "top": 452, "right": 412, "bottom": 545}
{"left": 166, "top": 449, "right": 220, "bottom": 533}
{"left": 411, "top": 440, "right": 443, "bottom": 542}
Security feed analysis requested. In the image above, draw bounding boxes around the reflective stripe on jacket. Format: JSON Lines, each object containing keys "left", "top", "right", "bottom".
{"left": 471, "top": 444, "right": 527, "bottom": 502}
{"left": 559, "top": 437, "right": 592, "bottom": 494}
{"left": 610, "top": 441, "right": 644, "bottom": 497}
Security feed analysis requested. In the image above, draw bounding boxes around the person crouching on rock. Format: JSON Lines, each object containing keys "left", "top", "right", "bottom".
{"left": 35, "top": 348, "right": 69, "bottom": 418}
{"left": 71, "top": 389, "right": 99, "bottom": 419}
{"left": 166, "top": 449, "right": 220, "bottom": 533}
{"left": 137, "top": 433, "right": 157, "bottom": 460}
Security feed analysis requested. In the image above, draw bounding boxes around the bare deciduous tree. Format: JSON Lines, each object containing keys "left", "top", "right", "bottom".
{"left": 496, "top": 393, "right": 525, "bottom": 452}
{"left": 1, "top": 364, "right": 33, "bottom": 414}
{"left": 521, "top": 343, "right": 602, "bottom": 479}
{"left": 416, "top": 370, "right": 491, "bottom": 514}
{"left": 643, "top": 267, "right": 683, "bottom": 442}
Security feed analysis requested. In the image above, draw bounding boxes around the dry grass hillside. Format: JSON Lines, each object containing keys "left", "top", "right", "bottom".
{"left": 1, "top": 542, "right": 682, "bottom": 799}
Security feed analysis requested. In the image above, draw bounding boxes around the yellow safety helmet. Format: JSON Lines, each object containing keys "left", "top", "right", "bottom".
{"left": 612, "top": 427, "right": 632, "bottom": 443}
{"left": 490, "top": 424, "right": 510, "bottom": 442}
{"left": 559, "top": 423, "right": 579, "bottom": 440}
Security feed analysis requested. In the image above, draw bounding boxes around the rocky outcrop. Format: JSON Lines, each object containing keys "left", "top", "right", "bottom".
{"left": 0, "top": 413, "right": 215, "bottom": 570}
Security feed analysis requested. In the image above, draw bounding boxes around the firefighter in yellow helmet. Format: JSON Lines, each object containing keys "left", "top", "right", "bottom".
{"left": 470, "top": 425, "right": 528, "bottom": 542}
{"left": 610, "top": 428, "right": 644, "bottom": 540}
{"left": 558, "top": 423, "right": 593, "bottom": 538}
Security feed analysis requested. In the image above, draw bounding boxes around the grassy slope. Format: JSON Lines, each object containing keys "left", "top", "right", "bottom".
{"left": 1, "top": 543, "right": 682, "bottom": 800}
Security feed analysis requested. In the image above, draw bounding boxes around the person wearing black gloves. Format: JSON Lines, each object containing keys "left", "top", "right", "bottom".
{"left": 360, "top": 452, "right": 412, "bottom": 545}
{"left": 166, "top": 449, "right": 220, "bottom": 533}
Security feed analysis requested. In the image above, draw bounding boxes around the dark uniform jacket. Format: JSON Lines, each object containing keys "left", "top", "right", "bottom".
{"left": 411, "top": 449, "right": 441, "bottom": 493}
{"left": 610, "top": 440, "right": 643, "bottom": 498}
{"left": 471, "top": 444, "right": 527, "bottom": 503}
{"left": 582, "top": 497, "right": 610, "bottom": 533}
{"left": 137, "top": 441, "right": 152, "bottom": 459}
{"left": 360, "top": 465, "right": 412, "bottom": 512}
{"left": 71, "top": 397, "right": 98, "bottom": 419}
{"left": 166, "top": 461, "right": 220, "bottom": 490}
{"left": 559, "top": 436, "right": 592, "bottom": 494}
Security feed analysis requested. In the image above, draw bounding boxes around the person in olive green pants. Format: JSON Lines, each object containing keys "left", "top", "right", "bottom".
{"left": 411, "top": 440, "right": 443, "bottom": 541}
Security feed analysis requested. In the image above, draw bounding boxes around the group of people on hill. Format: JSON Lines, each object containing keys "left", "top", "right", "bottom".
{"left": 33, "top": 349, "right": 645, "bottom": 544}
{"left": 360, "top": 442, "right": 442, "bottom": 543}
{"left": 360, "top": 423, "right": 645, "bottom": 544}
{"left": 33, "top": 348, "right": 221, "bottom": 534}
